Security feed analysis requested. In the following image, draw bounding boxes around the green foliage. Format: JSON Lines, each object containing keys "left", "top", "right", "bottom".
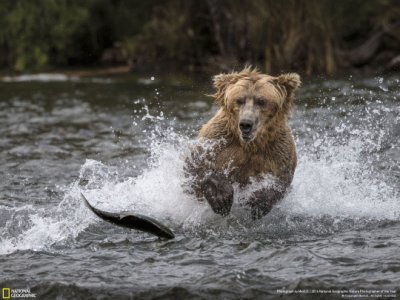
{"left": 0, "top": 0, "right": 398, "bottom": 73}
{"left": 0, "top": 0, "right": 90, "bottom": 70}
{"left": 121, "top": 1, "right": 207, "bottom": 65}
{"left": 123, "top": 0, "right": 399, "bottom": 74}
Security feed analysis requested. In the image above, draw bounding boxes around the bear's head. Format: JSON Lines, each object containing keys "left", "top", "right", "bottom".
{"left": 212, "top": 67, "right": 300, "bottom": 143}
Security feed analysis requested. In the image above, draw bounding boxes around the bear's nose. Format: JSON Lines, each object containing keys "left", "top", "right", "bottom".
{"left": 239, "top": 120, "right": 253, "bottom": 134}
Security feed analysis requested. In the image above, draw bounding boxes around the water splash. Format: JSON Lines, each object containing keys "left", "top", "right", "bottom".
{"left": 0, "top": 92, "right": 398, "bottom": 254}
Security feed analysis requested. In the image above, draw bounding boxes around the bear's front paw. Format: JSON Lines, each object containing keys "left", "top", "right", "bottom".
{"left": 247, "top": 188, "right": 282, "bottom": 220}
{"left": 201, "top": 173, "right": 233, "bottom": 216}
{"left": 248, "top": 191, "right": 270, "bottom": 220}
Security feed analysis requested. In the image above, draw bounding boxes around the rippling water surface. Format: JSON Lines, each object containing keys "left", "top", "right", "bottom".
{"left": 0, "top": 73, "right": 399, "bottom": 299}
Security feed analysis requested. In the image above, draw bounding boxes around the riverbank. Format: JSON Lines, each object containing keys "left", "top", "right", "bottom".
{"left": 0, "top": 59, "right": 398, "bottom": 84}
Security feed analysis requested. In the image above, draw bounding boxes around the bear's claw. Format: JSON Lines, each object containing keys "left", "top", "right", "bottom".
{"left": 201, "top": 173, "right": 233, "bottom": 216}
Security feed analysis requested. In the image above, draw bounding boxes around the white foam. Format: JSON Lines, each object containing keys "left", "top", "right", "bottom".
{"left": 282, "top": 147, "right": 399, "bottom": 220}
{"left": 0, "top": 73, "right": 112, "bottom": 83}
{"left": 1, "top": 73, "right": 78, "bottom": 82}
{"left": 0, "top": 103, "right": 398, "bottom": 254}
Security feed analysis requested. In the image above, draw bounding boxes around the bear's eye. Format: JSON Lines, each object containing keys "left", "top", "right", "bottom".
{"left": 236, "top": 98, "right": 245, "bottom": 106}
{"left": 255, "top": 98, "right": 266, "bottom": 107}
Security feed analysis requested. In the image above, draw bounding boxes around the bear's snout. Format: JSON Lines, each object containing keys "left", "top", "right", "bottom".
{"left": 239, "top": 119, "right": 254, "bottom": 141}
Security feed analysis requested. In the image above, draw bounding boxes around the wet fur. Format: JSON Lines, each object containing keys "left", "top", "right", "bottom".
{"left": 187, "top": 67, "right": 300, "bottom": 218}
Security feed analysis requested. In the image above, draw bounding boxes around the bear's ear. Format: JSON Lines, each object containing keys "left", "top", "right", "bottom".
{"left": 213, "top": 73, "right": 238, "bottom": 91}
{"left": 275, "top": 73, "right": 301, "bottom": 96}
{"left": 212, "top": 73, "right": 239, "bottom": 106}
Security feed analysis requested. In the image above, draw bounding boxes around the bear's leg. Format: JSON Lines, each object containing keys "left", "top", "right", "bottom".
{"left": 248, "top": 188, "right": 284, "bottom": 219}
{"left": 200, "top": 172, "right": 233, "bottom": 216}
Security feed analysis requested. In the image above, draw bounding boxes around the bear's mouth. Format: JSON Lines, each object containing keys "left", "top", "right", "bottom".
{"left": 241, "top": 133, "right": 255, "bottom": 142}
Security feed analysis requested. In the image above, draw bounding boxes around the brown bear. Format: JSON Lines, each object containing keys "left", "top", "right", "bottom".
{"left": 185, "top": 67, "right": 300, "bottom": 219}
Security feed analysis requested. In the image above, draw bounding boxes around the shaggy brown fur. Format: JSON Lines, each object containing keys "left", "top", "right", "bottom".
{"left": 187, "top": 67, "right": 301, "bottom": 218}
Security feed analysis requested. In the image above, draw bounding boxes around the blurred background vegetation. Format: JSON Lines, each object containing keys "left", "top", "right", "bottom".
{"left": 0, "top": 0, "right": 399, "bottom": 75}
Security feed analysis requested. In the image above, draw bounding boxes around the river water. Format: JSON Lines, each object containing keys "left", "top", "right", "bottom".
{"left": 0, "top": 72, "right": 399, "bottom": 299}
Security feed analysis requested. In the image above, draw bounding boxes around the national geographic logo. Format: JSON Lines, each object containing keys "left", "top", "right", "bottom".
{"left": 2, "top": 288, "right": 36, "bottom": 299}
{"left": 2, "top": 289, "right": 10, "bottom": 299}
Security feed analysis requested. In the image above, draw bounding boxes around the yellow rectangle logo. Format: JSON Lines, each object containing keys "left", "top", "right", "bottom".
{"left": 2, "top": 288, "right": 10, "bottom": 299}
